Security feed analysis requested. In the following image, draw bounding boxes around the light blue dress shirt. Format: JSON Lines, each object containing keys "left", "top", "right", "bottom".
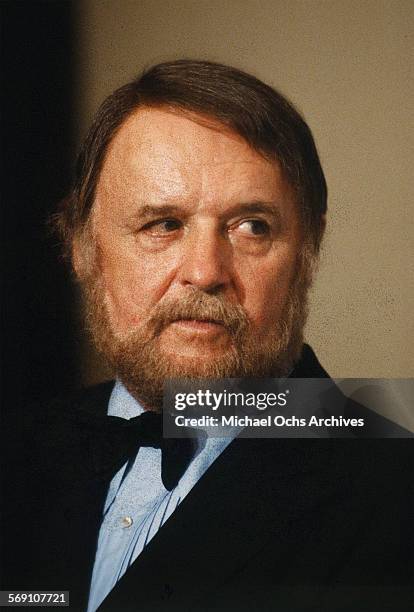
{"left": 87, "top": 381, "right": 238, "bottom": 612}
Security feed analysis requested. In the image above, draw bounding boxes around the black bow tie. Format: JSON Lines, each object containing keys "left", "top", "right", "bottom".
{"left": 77, "top": 410, "right": 200, "bottom": 491}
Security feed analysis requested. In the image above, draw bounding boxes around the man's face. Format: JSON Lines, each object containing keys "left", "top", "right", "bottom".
{"left": 83, "top": 108, "right": 310, "bottom": 408}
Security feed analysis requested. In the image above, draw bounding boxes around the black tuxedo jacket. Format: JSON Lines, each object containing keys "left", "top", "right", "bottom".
{"left": 2, "top": 346, "right": 413, "bottom": 611}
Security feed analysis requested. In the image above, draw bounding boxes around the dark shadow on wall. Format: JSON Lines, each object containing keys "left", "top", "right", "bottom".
{"left": 2, "top": 2, "right": 79, "bottom": 414}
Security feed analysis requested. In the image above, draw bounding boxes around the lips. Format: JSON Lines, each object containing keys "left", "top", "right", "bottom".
{"left": 172, "top": 318, "right": 224, "bottom": 325}
{"left": 169, "top": 318, "right": 226, "bottom": 333}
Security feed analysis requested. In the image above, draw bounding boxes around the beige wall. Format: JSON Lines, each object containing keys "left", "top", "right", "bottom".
{"left": 75, "top": 0, "right": 414, "bottom": 382}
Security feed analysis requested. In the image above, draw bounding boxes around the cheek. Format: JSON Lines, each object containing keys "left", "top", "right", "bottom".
{"left": 98, "top": 241, "right": 176, "bottom": 328}
{"left": 237, "top": 250, "right": 297, "bottom": 328}
{"left": 102, "top": 268, "right": 146, "bottom": 330}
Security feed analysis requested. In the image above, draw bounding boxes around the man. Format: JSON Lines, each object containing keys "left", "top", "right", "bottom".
{"left": 3, "top": 60, "right": 412, "bottom": 611}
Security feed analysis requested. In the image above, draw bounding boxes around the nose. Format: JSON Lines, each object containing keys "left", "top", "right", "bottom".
{"left": 177, "top": 223, "right": 231, "bottom": 292}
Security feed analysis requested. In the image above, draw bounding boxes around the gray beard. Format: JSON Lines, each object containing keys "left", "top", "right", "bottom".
{"left": 83, "top": 252, "right": 313, "bottom": 411}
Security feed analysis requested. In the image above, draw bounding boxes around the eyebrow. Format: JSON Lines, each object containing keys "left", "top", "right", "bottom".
{"left": 136, "top": 204, "right": 185, "bottom": 219}
{"left": 133, "top": 200, "right": 283, "bottom": 220}
{"left": 226, "top": 201, "right": 282, "bottom": 217}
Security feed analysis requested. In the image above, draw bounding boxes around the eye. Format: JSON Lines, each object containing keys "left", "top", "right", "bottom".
{"left": 142, "top": 218, "right": 182, "bottom": 236}
{"left": 235, "top": 219, "right": 270, "bottom": 236}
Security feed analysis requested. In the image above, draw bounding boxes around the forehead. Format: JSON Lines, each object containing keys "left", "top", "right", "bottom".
{"left": 95, "top": 107, "right": 294, "bottom": 212}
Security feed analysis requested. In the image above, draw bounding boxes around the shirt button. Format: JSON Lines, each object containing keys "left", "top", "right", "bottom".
{"left": 121, "top": 516, "right": 133, "bottom": 528}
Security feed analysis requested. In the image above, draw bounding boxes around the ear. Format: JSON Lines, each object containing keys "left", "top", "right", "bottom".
{"left": 72, "top": 229, "right": 95, "bottom": 280}
{"left": 71, "top": 232, "right": 85, "bottom": 279}
{"left": 314, "top": 213, "right": 327, "bottom": 252}
{"left": 320, "top": 213, "right": 327, "bottom": 240}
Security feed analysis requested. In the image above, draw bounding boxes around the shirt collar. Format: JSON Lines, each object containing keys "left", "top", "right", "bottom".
{"left": 108, "top": 379, "right": 241, "bottom": 450}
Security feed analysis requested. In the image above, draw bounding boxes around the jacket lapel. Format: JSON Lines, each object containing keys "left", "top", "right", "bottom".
{"left": 97, "top": 434, "right": 338, "bottom": 611}
{"left": 96, "top": 345, "right": 335, "bottom": 611}
{"left": 21, "top": 382, "right": 117, "bottom": 610}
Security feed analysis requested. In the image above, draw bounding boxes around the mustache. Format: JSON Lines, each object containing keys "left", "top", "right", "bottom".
{"left": 147, "top": 290, "right": 249, "bottom": 337}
